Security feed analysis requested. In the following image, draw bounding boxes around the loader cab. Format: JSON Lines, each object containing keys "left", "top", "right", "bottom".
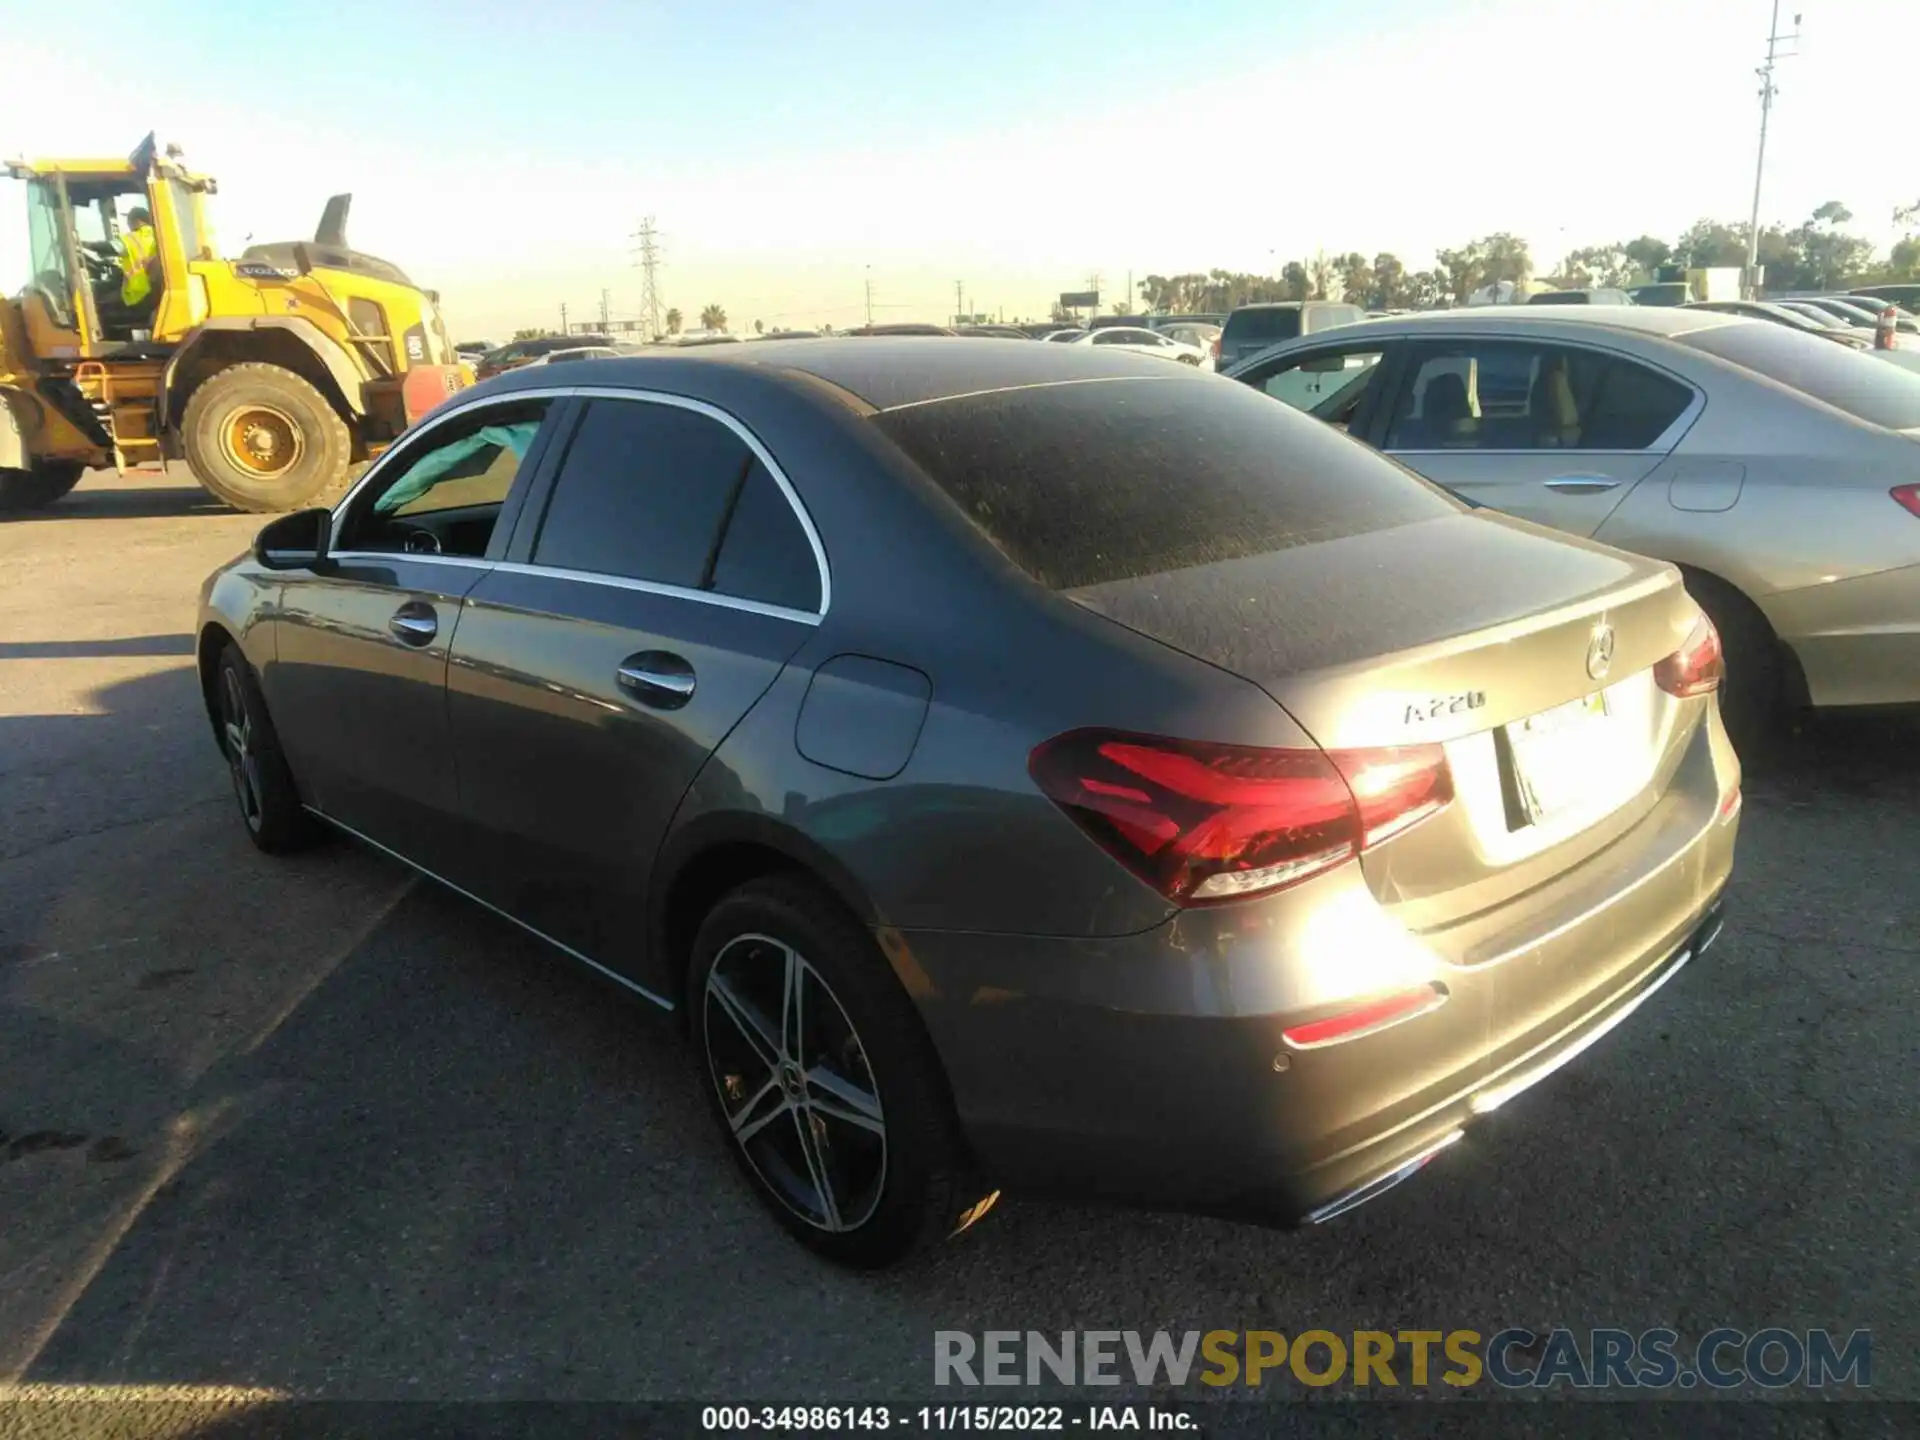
{"left": 7, "top": 146, "right": 216, "bottom": 358}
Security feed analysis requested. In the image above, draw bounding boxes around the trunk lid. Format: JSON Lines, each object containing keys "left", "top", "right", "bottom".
{"left": 1068, "top": 511, "right": 1708, "bottom": 927}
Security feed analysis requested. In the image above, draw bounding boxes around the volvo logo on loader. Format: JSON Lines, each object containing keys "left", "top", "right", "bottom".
{"left": 1586, "top": 623, "right": 1616, "bottom": 682}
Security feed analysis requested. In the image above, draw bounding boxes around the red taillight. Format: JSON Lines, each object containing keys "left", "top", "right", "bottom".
{"left": 1027, "top": 729, "right": 1453, "bottom": 906}
{"left": 1893, "top": 484, "right": 1920, "bottom": 518}
{"left": 1210, "top": 335, "right": 1221, "bottom": 359}
{"left": 1282, "top": 983, "right": 1449, "bottom": 1049}
{"left": 1654, "top": 615, "right": 1725, "bottom": 698}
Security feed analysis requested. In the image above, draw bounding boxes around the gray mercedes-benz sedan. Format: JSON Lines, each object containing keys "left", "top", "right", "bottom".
{"left": 198, "top": 340, "right": 1739, "bottom": 1267}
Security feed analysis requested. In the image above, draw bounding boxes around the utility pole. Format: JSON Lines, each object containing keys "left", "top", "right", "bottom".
{"left": 955, "top": 280, "right": 964, "bottom": 324}
{"left": 1126, "top": 269, "right": 1133, "bottom": 314}
{"left": 1086, "top": 271, "right": 1102, "bottom": 323}
{"left": 865, "top": 265, "right": 873, "bottom": 326}
{"left": 559, "top": 302, "right": 568, "bottom": 336}
{"left": 599, "top": 289, "right": 611, "bottom": 332}
{"left": 631, "top": 217, "right": 665, "bottom": 340}
{"left": 1745, "top": 2, "right": 1801, "bottom": 298}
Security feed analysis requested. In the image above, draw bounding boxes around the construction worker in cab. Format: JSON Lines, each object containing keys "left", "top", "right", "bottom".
{"left": 118, "top": 206, "right": 159, "bottom": 316}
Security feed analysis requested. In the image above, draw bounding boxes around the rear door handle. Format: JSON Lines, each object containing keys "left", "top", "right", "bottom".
{"left": 1542, "top": 475, "right": 1620, "bottom": 494}
{"left": 617, "top": 651, "right": 697, "bottom": 710}
{"left": 388, "top": 602, "right": 438, "bottom": 645}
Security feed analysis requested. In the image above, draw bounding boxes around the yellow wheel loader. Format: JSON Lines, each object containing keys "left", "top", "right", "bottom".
{"left": 1, "top": 134, "right": 470, "bottom": 514}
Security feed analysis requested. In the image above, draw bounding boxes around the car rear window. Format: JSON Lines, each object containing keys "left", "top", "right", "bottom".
{"left": 1677, "top": 322, "right": 1920, "bottom": 431}
{"left": 1224, "top": 308, "right": 1302, "bottom": 344}
{"left": 872, "top": 375, "right": 1457, "bottom": 590}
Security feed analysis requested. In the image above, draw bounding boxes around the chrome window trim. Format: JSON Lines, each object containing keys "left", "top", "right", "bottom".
{"left": 323, "top": 551, "right": 495, "bottom": 572}
{"left": 329, "top": 383, "right": 833, "bottom": 620}
{"left": 487, "top": 560, "right": 822, "bottom": 627}
{"left": 563, "top": 385, "right": 831, "bottom": 618}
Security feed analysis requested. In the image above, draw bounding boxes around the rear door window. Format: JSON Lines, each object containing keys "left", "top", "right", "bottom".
{"left": 530, "top": 399, "right": 750, "bottom": 587}
{"left": 873, "top": 374, "right": 1456, "bottom": 590}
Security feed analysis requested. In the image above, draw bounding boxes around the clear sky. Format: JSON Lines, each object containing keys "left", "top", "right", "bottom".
{"left": 3, "top": 0, "right": 1915, "bottom": 340}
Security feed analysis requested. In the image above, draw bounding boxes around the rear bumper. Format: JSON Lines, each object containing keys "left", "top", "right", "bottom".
{"left": 900, "top": 726, "right": 1739, "bottom": 1226}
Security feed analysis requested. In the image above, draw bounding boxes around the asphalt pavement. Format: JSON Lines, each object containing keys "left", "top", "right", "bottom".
{"left": 1, "top": 469, "right": 1915, "bottom": 1434}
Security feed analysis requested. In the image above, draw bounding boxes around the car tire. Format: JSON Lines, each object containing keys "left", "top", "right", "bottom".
{"left": 214, "top": 644, "right": 322, "bottom": 854}
{"left": 1682, "top": 569, "right": 1782, "bottom": 760}
{"left": 688, "top": 874, "right": 990, "bottom": 1268}
{"left": 0, "top": 460, "right": 85, "bottom": 514}
{"left": 182, "top": 364, "right": 352, "bottom": 514}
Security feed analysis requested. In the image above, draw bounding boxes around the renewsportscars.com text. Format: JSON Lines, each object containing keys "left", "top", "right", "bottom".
{"left": 933, "top": 1328, "right": 1871, "bottom": 1391}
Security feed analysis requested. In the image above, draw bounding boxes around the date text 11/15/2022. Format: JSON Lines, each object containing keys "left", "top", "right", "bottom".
{"left": 702, "top": 1406, "right": 1195, "bottom": 1432}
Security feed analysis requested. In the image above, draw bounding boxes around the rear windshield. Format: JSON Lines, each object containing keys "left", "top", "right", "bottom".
{"left": 1677, "top": 322, "right": 1920, "bottom": 431}
{"left": 1224, "top": 308, "right": 1302, "bottom": 343}
{"left": 873, "top": 375, "right": 1458, "bottom": 590}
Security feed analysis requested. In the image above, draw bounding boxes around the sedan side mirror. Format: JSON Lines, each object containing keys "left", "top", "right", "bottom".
{"left": 254, "top": 508, "right": 333, "bottom": 570}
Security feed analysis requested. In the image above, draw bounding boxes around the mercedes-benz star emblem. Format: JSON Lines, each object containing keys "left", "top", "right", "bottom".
{"left": 1586, "top": 623, "right": 1616, "bottom": 682}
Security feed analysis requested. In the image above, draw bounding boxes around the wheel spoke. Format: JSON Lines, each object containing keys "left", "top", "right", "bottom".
{"left": 707, "top": 971, "right": 781, "bottom": 1072}
{"left": 729, "top": 1078, "right": 789, "bottom": 1142}
{"left": 791, "top": 1107, "right": 843, "bottom": 1230}
{"left": 781, "top": 945, "right": 806, "bottom": 1065}
{"left": 805, "top": 1064, "right": 885, "bottom": 1135}
{"left": 224, "top": 721, "right": 246, "bottom": 756}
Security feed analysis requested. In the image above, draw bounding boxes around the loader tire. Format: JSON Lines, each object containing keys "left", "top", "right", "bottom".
{"left": 0, "top": 460, "right": 85, "bottom": 514}
{"left": 182, "top": 363, "right": 351, "bottom": 514}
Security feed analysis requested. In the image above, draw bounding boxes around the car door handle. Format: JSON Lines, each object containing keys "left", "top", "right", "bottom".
{"left": 1542, "top": 475, "right": 1620, "bottom": 494}
{"left": 387, "top": 603, "right": 438, "bottom": 645}
{"left": 617, "top": 652, "right": 697, "bottom": 710}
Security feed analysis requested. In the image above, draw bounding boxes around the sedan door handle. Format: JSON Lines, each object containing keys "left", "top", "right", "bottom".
{"left": 1542, "top": 474, "right": 1621, "bottom": 494}
{"left": 388, "top": 603, "right": 438, "bottom": 645}
{"left": 617, "top": 651, "right": 697, "bottom": 710}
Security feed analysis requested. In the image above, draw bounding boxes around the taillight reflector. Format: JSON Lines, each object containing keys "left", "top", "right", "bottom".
{"left": 1028, "top": 729, "right": 1453, "bottom": 906}
{"left": 1654, "top": 614, "right": 1725, "bottom": 698}
{"left": 1283, "top": 983, "right": 1449, "bottom": 1049}
{"left": 1892, "top": 484, "right": 1920, "bottom": 519}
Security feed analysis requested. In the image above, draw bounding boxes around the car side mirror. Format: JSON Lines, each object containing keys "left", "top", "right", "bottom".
{"left": 1301, "top": 355, "right": 1349, "bottom": 373}
{"left": 254, "top": 508, "right": 333, "bottom": 570}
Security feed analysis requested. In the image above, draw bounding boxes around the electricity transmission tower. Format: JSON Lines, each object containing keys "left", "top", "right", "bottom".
{"left": 632, "top": 217, "right": 665, "bottom": 340}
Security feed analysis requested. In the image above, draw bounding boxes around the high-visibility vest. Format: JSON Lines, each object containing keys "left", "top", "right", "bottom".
{"left": 120, "top": 225, "right": 158, "bottom": 306}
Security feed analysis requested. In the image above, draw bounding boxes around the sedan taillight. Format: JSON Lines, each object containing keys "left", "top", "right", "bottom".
{"left": 1029, "top": 729, "right": 1452, "bottom": 906}
{"left": 1654, "top": 615, "right": 1725, "bottom": 698}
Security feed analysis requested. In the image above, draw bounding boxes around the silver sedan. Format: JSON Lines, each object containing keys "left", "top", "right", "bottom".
{"left": 1224, "top": 307, "right": 1920, "bottom": 748}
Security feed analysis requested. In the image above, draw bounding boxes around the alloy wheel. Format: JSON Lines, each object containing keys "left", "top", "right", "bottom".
{"left": 219, "top": 667, "right": 264, "bottom": 832}
{"left": 703, "top": 933, "right": 887, "bottom": 1232}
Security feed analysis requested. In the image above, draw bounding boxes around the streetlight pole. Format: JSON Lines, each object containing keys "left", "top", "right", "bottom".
{"left": 1744, "top": 2, "right": 1800, "bottom": 298}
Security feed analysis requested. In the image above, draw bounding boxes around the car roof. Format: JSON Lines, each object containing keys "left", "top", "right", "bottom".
{"left": 478, "top": 335, "right": 1203, "bottom": 412}
{"left": 1312, "top": 306, "right": 1745, "bottom": 340}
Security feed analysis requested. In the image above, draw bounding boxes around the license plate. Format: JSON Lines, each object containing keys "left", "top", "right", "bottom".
{"left": 1506, "top": 692, "right": 1615, "bottom": 824}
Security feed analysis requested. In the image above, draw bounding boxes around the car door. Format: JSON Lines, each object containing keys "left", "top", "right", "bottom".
{"left": 444, "top": 390, "right": 826, "bottom": 992}
{"left": 1232, "top": 339, "right": 1399, "bottom": 435}
{"left": 1369, "top": 337, "right": 1699, "bottom": 536}
{"left": 266, "top": 394, "right": 562, "bottom": 870}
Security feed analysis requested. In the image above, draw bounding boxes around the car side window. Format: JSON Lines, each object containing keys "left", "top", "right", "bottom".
{"left": 1385, "top": 342, "right": 1692, "bottom": 452}
{"left": 529, "top": 398, "right": 750, "bottom": 589}
{"left": 709, "top": 461, "right": 822, "bottom": 613}
{"left": 1091, "top": 331, "right": 1125, "bottom": 345}
{"left": 1250, "top": 348, "right": 1385, "bottom": 430}
{"left": 334, "top": 398, "right": 552, "bottom": 558}
{"left": 1580, "top": 357, "right": 1694, "bottom": 448}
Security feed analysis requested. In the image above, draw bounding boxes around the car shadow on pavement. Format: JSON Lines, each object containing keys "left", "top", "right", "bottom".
{"left": 0, "top": 635, "right": 195, "bottom": 660}
{"left": 7, "top": 484, "right": 230, "bottom": 522}
{"left": 4, "top": 669, "right": 1916, "bottom": 1404}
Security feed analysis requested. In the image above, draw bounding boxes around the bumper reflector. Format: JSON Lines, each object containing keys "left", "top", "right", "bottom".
{"left": 1282, "top": 983, "right": 1448, "bottom": 1051}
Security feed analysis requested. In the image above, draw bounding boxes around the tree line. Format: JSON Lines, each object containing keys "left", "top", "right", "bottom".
{"left": 1134, "top": 200, "right": 1920, "bottom": 313}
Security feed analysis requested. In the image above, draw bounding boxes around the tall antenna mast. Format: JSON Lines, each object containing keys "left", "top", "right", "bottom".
{"left": 1744, "top": 3, "right": 1801, "bottom": 297}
